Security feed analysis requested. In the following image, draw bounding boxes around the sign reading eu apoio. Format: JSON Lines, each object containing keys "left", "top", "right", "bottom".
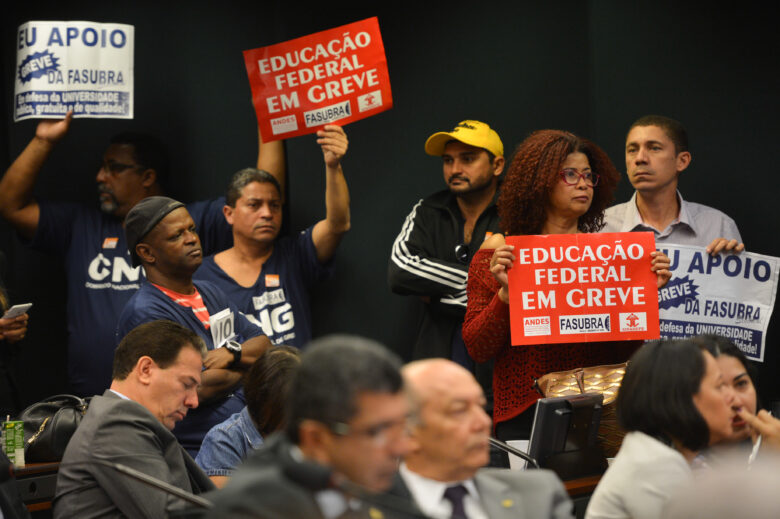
{"left": 14, "top": 21, "right": 134, "bottom": 121}
{"left": 657, "top": 244, "right": 779, "bottom": 362}
{"left": 243, "top": 17, "right": 392, "bottom": 142}
{"left": 506, "top": 233, "right": 660, "bottom": 346}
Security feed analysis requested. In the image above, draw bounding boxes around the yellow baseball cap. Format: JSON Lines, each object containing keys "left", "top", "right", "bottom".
{"left": 424, "top": 120, "right": 503, "bottom": 157}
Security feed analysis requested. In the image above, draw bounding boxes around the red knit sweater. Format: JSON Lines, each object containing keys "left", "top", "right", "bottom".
{"left": 463, "top": 249, "right": 639, "bottom": 426}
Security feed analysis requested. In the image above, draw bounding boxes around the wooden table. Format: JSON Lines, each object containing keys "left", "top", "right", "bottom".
{"left": 564, "top": 474, "right": 601, "bottom": 497}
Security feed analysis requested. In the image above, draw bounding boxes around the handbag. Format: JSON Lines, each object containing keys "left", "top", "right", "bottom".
{"left": 18, "top": 394, "right": 90, "bottom": 462}
{"left": 534, "top": 363, "right": 627, "bottom": 457}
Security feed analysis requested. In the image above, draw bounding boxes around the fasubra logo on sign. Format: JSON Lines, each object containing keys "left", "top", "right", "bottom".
{"left": 304, "top": 100, "right": 351, "bottom": 127}
{"left": 558, "top": 314, "right": 611, "bottom": 334}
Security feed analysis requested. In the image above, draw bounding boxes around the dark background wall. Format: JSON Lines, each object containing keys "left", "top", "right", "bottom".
{"left": 2, "top": 2, "right": 778, "bottom": 408}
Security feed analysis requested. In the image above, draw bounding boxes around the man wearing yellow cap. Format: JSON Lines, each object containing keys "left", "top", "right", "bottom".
{"left": 388, "top": 120, "right": 504, "bottom": 398}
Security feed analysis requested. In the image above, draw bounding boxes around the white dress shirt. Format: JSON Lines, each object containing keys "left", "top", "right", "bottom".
{"left": 399, "top": 462, "right": 488, "bottom": 519}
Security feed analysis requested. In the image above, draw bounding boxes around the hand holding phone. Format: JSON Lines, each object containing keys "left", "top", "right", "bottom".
{"left": 2, "top": 303, "right": 32, "bottom": 319}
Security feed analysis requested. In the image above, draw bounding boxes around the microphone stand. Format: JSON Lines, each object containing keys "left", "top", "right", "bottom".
{"left": 489, "top": 437, "right": 540, "bottom": 469}
{"left": 91, "top": 460, "right": 212, "bottom": 508}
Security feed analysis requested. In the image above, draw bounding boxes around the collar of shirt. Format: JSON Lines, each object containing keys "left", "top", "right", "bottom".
{"left": 399, "top": 462, "right": 487, "bottom": 519}
{"left": 314, "top": 489, "right": 355, "bottom": 519}
{"left": 109, "top": 389, "right": 130, "bottom": 400}
{"left": 624, "top": 190, "right": 694, "bottom": 237}
{"left": 238, "top": 406, "right": 264, "bottom": 449}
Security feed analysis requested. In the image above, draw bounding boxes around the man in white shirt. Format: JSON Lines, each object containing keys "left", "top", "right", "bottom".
{"left": 602, "top": 115, "right": 743, "bottom": 254}
{"left": 390, "top": 359, "right": 573, "bottom": 519}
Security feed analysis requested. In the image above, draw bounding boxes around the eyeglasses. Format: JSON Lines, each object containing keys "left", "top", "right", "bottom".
{"left": 455, "top": 243, "right": 470, "bottom": 264}
{"left": 100, "top": 160, "right": 144, "bottom": 176}
{"left": 330, "top": 417, "right": 410, "bottom": 447}
{"left": 559, "top": 168, "right": 600, "bottom": 187}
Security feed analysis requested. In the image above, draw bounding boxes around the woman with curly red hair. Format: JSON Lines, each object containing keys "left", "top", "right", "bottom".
{"left": 463, "top": 129, "right": 671, "bottom": 449}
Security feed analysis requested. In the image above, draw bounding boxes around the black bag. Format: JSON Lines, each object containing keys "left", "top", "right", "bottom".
{"left": 18, "top": 394, "right": 89, "bottom": 462}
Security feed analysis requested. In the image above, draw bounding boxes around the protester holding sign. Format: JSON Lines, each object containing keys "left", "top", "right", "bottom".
{"left": 602, "top": 115, "right": 743, "bottom": 255}
{"left": 463, "top": 130, "right": 671, "bottom": 451}
{"left": 194, "top": 125, "right": 349, "bottom": 348}
{"left": 0, "top": 115, "right": 232, "bottom": 397}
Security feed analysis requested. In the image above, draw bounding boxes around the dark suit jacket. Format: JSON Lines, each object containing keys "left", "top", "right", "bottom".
{"left": 53, "top": 390, "right": 214, "bottom": 519}
{"left": 205, "top": 433, "right": 421, "bottom": 519}
{"left": 388, "top": 467, "right": 574, "bottom": 519}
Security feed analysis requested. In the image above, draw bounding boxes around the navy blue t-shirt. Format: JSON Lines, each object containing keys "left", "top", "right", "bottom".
{"left": 30, "top": 199, "right": 231, "bottom": 396}
{"left": 115, "top": 279, "right": 263, "bottom": 457}
{"left": 193, "top": 226, "right": 333, "bottom": 348}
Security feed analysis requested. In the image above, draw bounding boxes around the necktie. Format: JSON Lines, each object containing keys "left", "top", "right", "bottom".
{"left": 443, "top": 484, "right": 469, "bottom": 519}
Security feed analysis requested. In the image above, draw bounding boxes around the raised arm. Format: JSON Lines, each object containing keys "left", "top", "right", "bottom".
{"left": 311, "top": 125, "right": 351, "bottom": 263}
{"left": 257, "top": 127, "right": 286, "bottom": 197}
{"left": 0, "top": 112, "right": 73, "bottom": 239}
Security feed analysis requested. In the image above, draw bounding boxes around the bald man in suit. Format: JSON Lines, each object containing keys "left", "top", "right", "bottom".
{"left": 388, "top": 359, "right": 573, "bottom": 519}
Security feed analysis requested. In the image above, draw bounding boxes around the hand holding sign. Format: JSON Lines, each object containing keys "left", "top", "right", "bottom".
{"left": 317, "top": 124, "right": 348, "bottom": 168}
{"left": 651, "top": 250, "right": 672, "bottom": 288}
{"left": 35, "top": 110, "right": 73, "bottom": 143}
{"left": 706, "top": 237, "right": 745, "bottom": 256}
{"left": 485, "top": 235, "right": 515, "bottom": 304}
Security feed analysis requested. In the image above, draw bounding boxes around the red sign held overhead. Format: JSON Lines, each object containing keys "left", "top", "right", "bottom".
{"left": 243, "top": 17, "right": 392, "bottom": 142}
{"left": 506, "top": 232, "right": 660, "bottom": 346}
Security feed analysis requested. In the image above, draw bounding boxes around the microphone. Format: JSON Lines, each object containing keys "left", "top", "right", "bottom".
{"left": 489, "top": 437, "right": 541, "bottom": 469}
{"left": 58, "top": 459, "right": 212, "bottom": 509}
{"left": 279, "top": 452, "right": 334, "bottom": 491}
{"left": 103, "top": 461, "right": 213, "bottom": 509}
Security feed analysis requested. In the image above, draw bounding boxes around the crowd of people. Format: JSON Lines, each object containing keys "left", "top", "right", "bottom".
{"left": 1, "top": 112, "right": 779, "bottom": 519}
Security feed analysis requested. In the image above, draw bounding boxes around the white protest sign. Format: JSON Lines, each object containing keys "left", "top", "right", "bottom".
{"left": 14, "top": 21, "right": 134, "bottom": 121}
{"left": 209, "top": 308, "right": 236, "bottom": 348}
{"left": 658, "top": 244, "right": 780, "bottom": 362}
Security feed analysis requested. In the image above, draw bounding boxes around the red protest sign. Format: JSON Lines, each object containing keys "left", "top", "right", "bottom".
{"left": 243, "top": 17, "right": 392, "bottom": 142}
{"left": 506, "top": 232, "right": 660, "bottom": 346}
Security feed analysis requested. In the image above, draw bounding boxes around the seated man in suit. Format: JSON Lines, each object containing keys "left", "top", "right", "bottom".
{"left": 206, "top": 335, "right": 415, "bottom": 518}
{"left": 54, "top": 320, "right": 215, "bottom": 518}
{"left": 394, "top": 359, "right": 573, "bottom": 519}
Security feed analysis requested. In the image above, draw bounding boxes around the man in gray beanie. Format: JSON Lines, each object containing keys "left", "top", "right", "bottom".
{"left": 117, "top": 196, "right": 271, "bottom": 457}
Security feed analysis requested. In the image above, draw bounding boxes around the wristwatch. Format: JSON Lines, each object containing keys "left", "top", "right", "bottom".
{"left": 224, "top": 339, "right": 242, "bottom": 367}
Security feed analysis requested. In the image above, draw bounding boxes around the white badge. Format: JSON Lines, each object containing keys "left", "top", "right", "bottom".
{"left": 209, "top": 308, "right": 236, "bottom": 348}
